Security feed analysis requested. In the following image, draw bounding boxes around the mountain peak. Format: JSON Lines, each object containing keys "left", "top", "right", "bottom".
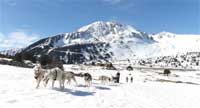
{"left": 158, "top": 31, "right": 175, "bottom": 36}
{"left": 77, "top": 21, "right": 140, "bottom": 34}
{"left": 20, "top": 21, "right": 156, "bottom": 63}
{"left": 152, "top": 31, "right": 176, "bottom": 39}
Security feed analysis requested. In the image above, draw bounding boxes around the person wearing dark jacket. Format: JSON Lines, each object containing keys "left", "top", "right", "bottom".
{"left": 126, "top": 76, "right": 129, "bottom": 82}
{"left": 130, "top": 76, "right": 133, "bottom": 83}
{"left": 116, "top": 72, "right": 120, "bottom": 83}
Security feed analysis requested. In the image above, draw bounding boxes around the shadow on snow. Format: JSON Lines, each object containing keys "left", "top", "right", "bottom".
{"left": 94, "top": 85, "right": 111, "bottom": 90}
{"left": 76, "top": 84, "right": 112, "bottom": 90}
{"left": 52, "top": 83, "right": 112, "bottom": 96}
{"left": 53, "top": 88, "right": 95, "bottom": 96}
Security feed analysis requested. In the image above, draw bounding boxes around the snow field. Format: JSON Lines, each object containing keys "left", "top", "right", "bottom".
{"left": 0, "top": 64, "right": 200, "bottom": 108}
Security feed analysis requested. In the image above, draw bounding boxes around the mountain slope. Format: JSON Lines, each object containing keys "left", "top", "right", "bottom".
{"left": 0, "top": 48, "right": 23, "bottom": 56}
{"left": 21, "top": 21, "right": 154, "bottom": 63}
{"left": 150, "top": 32, "right": 200, "bottom": 57}
{"left": 16, "top": 21, "right": 200, "bottom": 64}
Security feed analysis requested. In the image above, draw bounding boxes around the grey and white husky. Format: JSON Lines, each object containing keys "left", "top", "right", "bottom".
{"left": 81, "top": 73, "right": 92, "bottom": 87}
{"left": 34, "top": 64, "right": 78, "bottom": 89}
{"left": 99, "top": 75, "right": 111, "bottom": 84}
{"left": 43, "top": 67, "right": 65, "bottom": 89}
{"left": 34, "top": 64, "right": 46, "bottom": 89}
{"left": 63, "top": 71, "right": 77, "bottom": 86}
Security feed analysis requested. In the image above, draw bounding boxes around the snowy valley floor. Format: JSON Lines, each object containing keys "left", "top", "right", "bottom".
{"left": 0, "top": 64, "right": 200, "bottom": 108}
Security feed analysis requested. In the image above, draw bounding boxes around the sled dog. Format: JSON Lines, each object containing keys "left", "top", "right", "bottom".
{"left": 34, "top": 64, "right": 46, "bottom": 88}
{"left": 63, "top": 71, "right": 77, "bottom": 86}
{"left": 82, "top": 73, "right": 92, "bottom": 87}
{"left": 43, "top": 67, "right": 65, "bottom": 89}
{"left": 99, "top": 75, "right": 111, "bottom": 84}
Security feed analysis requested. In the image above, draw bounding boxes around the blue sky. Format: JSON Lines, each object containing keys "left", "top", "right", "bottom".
{"left": 0, "top": 0, "right": 199, "bottom": 50}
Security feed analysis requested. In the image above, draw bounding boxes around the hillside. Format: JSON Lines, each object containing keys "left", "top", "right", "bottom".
{"left": 19, "top": 21, "right": 154, "bottom": 64}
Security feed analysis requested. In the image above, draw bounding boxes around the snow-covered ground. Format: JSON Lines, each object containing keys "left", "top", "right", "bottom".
{"left": 0, "top": 64, "right": 200, "bottom": 108}
{"left": 150, "top": 32, "right": 200, "bottom": 57}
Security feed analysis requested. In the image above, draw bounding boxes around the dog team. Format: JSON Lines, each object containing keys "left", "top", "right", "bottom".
{"left": 33, "top": 64, "right": 121, "bottom": 89}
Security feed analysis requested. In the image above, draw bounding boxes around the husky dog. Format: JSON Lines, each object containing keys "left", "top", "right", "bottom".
{"left": 79, "top": 73, "right": 92, "bottom": 87}
{"left": 72, "top": 72, "right": 92, "bottom": 87}
{"left": 111, "top": 76, "right": 118, "bottom": 83}
{"left": 63, "top": 71, "right": 77, "bottom": 86}
{"left": 99, "top": 75, "right": 111, "bottom": 84}
{"left": 112, "top": 72, "right": 120, "bottom": 83}
{"left": 43, "top": 67, "right": 65, "bottom": 89}
{"left": 34, "top": 64, "right": 46, "bottom": 88}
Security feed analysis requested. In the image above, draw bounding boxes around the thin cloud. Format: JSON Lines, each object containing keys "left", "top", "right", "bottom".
{"left": 101, "top": 0, "right": 134, "bottom": 9}
{"left": 5, "top": 0, "right": 17, "bottom": 6}
{"left": 102, "top": 0, "right": 124, "bottom": 4}
{"left": 0, "top": 31, "right": 40, "bottom": 50}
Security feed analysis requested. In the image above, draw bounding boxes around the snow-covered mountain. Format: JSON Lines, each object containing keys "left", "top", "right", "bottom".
{"left": 150, "top": 32, "right": 200, "bottom": 57}
{"left": 134, "top": 51, "right": 200, "bottom": 70}
{"left": 0, "top": 48, "right": 23, "bottom": 56}
{"left": 17, "top": 21, "right": 200, "bottom": 64}
{"left": 21, "top": 21, "right": 154, "bottom": 64}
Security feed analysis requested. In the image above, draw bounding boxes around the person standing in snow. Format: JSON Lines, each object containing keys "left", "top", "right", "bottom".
{"left": 116, "top": 72, "right": 120, "bottom": 83}
{"left": 127, "top": 73, "right": 133, "bottom": 83}
{"left": 126, "top": 76, "right": 129, "bottom": 82}
{"left": 130, "top": 76, "right": 133, "bottom": 83}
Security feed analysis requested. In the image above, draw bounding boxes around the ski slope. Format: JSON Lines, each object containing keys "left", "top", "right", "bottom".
{"left": 0, "top": 64, "right": 200, "bottom": 108}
